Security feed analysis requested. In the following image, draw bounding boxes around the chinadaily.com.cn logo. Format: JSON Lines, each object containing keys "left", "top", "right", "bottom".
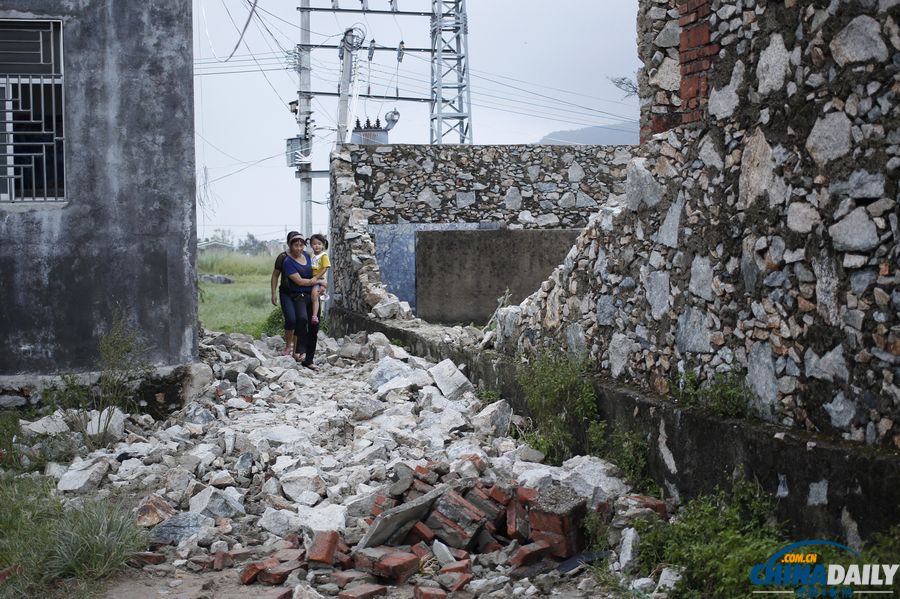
{"left": 750, "top": 540, "right": 899, "bottom": 597}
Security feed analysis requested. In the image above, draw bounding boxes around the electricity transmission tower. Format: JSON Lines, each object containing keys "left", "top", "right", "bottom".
{"left": 286, "top": 1, "right": 473, "bottom": 234}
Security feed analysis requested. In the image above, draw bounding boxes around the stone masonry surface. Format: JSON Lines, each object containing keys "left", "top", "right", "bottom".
{"left": 494, "top": 0, "right": 900, "bottom": 448}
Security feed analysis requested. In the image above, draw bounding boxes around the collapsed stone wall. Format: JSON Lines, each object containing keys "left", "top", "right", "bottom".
{"left": 498, "top": 0, "right": 900, "bottom": 449}
{"left": 330, "top": 144, "right": 641, "bottom": 319}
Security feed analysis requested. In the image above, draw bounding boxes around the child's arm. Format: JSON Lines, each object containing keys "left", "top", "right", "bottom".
{"left": 317, "top": 266, "right": 330, "bottom": 287}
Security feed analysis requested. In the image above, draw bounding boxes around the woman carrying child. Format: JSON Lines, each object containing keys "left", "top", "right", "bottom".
{"left": 279, "top": 233, "right": 323, "bottom": 368}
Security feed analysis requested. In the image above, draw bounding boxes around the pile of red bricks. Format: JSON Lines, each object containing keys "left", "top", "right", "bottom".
{"left": 678, "top": 0, "right": 718, "bottom": 125}
{"left": 206, "top": 463, "right": 594, "bottom": 597}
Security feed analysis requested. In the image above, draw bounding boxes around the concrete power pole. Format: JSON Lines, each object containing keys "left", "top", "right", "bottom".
{"left": 297, "top": 0, "right": 313, "bottom": 237}
{"left": 336, "top": 28, "right": 364, "bottom": 144}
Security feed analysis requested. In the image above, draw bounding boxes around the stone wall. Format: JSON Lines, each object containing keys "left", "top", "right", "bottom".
{"left": 350, "top": 144, "right": 637, "bottom": 229}
{"left": 330, "top": 143, "right": 640, "bottom": 320}
{"left": 0, "top": 0, "right": 197, "bottom": 375}
{"left": 497, "top": 0, "right": 900, "bottom": 449}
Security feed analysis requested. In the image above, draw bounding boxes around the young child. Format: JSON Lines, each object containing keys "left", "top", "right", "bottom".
{"left": 309, "top": 233, "right": 331, "bottom": 326}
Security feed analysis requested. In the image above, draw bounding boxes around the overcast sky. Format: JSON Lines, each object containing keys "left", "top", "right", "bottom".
{"left": 193, "top": 0, "right": 641, "bottom": 242}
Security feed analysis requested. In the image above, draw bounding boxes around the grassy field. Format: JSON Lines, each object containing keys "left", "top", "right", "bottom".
{"left": 198, "top": 251, "right": 281, "bottom": 337}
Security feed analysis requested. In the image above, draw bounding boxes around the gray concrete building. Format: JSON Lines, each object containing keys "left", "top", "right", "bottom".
{"left": 0, "top": 1, "right": 196, "bottom": 375}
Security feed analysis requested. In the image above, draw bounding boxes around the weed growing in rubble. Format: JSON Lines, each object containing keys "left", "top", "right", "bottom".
{"left": 46, "top": 315, "right": 149, "bottom": 451}
{"left": 633, "top": 479, "right": 784, "bottom": 598}
{"left": 0, "top": 474, "right": 145, "bottom": 599}
{"left": 261, "top": 306, "right": 286, "bottom": 337}
{"left": 0, "top": 411, "right": 24, "bottom": 470}
{"left": 671, "top": 370, "right": 752, "bottom": 419}
{"left": 516, "top": 352, "right": 597, "bottom": 464}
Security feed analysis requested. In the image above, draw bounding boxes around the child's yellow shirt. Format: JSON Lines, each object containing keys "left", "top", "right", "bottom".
{"left": 312, "top": 251, "right": 331, "bottom": 278}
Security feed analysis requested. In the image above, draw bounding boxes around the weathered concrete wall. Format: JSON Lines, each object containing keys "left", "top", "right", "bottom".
{"left": 499, "top": 0, "right": 900, "bottom": 449}
{"left": 415, "top": 229, "right": 581, "bottom": 325}
{"left": 0, "top": 1, "right": 197, "bottom": 376}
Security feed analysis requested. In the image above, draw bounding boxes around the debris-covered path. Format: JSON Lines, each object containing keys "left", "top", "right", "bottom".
{"left": 34, "top": 329, "right": 677, "bottom": 598}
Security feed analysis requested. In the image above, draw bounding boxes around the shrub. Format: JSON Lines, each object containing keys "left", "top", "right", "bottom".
{"left": 634, "top": 479, "right": 784, "bottom": 598}
{"left": 515, "top": 352, "right": 598, "bottom": 464}
{"left": 0, "top": 475, "right": 145, "bottom": 598}
{"left": 261, "top": 307, "right": 286, "bottom": 337}
{"left": 477, "top": 389, "right": 502, "bottom": 405}
{"left": 672, "top": 370, "right": 752, "bottom": 419}
{"left": 0, "top": 411, "right": 23, "bottom": 470}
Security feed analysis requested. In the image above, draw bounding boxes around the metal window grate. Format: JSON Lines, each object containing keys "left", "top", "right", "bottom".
{"left": 0, "top": 20, "right": 64, "bottom": 203}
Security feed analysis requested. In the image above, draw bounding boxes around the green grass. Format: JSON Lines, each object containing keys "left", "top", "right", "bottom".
{"left": 0, "top": 475, "right": 146, "bottom": 599}
{"left": 198, "top": 251, "right": 280, "bottom": 337}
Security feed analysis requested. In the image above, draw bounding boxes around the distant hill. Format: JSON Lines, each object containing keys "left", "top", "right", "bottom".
{"left": 538, "top": 121, "right": 639, "bottom": 145}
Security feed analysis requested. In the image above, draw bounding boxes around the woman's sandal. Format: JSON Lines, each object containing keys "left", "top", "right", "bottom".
{"left": 293, "top": 353, "right": 306, "bottom": 363}
{"left": 302, "top": 362, "right": 318, "bottom": 371}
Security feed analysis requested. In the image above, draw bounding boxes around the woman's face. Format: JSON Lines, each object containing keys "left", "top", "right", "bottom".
{"left": 290, "top": 240, "right": 305, "bottom": 255}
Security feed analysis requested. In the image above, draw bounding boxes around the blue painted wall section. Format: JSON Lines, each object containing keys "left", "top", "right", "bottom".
{"left": 368, "top": 222, "right": 500, "bottom": 311}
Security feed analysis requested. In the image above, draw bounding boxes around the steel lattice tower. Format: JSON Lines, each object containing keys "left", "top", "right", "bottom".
{"left": 429, "top": 0, "right": 472, "bottom": 144}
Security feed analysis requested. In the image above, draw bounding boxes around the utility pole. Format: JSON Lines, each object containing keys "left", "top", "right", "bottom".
{"left": 297, "top": 0, "right": 313, "bottom": 237}
{"left": 336, "top": 28, "right": 364, "bottom": 144}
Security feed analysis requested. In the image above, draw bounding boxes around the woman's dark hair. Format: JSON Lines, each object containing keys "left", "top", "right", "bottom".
{"left": 309, "top": 233, "right": 329, "bottom": 250}
{"left": 286, "top": 230, "right": 303, "bottom": 245}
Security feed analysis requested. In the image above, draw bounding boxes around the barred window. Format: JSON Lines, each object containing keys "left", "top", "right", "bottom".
{"left": 0, "top": 20, "right": 65, "bottom": 203}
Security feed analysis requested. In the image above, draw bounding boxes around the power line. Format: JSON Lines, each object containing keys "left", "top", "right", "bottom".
{"left": 201, "top": 151, "right": 285, "bottom": 186}
{"left": 221, "top": 0, "right": 290, "bottom": 106}
{"left": 223, "top": 0, "right": 260, "bottom": 61}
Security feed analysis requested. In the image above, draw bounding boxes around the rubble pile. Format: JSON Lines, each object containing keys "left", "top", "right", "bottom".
{"left": 12, "top": 330, "right": 681, "bottom": 597}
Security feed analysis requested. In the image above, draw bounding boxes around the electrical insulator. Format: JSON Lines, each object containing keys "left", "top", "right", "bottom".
{"left": 331, "top": 0, "right": 339, "bottom": 8}
{"left": 303, "top": 115, "right": 315, "bottom": 139}
{"left": 390, "top": 0, "right": 398, "bottom": 11}
{"left": 360, "top": 0, "right": 368, "bottom": 9}
{"left": 397, "top": 41, "right": 405, "bottom": 63}
{"left": 368, "top": 40, "right": 375, "bottom": 61}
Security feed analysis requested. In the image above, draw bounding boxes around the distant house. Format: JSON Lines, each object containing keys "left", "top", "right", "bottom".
{"left": 198, "top": 240, "right": 235, "bottom": 252}
{"left": 0, "top": 0, "right": 196, "bottom": 375}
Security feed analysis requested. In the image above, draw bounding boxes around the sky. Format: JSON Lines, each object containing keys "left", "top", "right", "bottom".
{"left": 193, "top": 0, "right": 641, "bottom": 243}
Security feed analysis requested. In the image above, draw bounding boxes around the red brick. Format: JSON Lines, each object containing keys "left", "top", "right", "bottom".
{"left": 338, "top": 584, "right": 388, "bottom": 599}
{"left": 336, "top": 551, "right": 354, "bottom": 569}
{"left": 272, "top": 548, "right": 305, "bottom": 562}
{"left": 374, "top": 551, "right": 419, "bottom": 583}
{"left": 509, "top": 540, "right": 553, "bottom": 567}
{"left": 682, "top": 110, "right": 703, "bottom": 124}
{"left": 532, "top": 530, "right": 578, "bottom": 559}
{"left": 308, "top": 530, "right": 340, "bottom": 566}
{"left": 333, "top": 570, "right": 372, "bottom": 588}
{"left": 516, "top": 486, "right": 538, "bottom": 504}
{"left": 679, "top": 12, "right": 698, "bottom": 26}
{"left": 414, "top": 465, "right": 439, "bottom": 484}
{"left": 439, "top": 559, "right": 471, "bottom": 574}
{"left": 411, "top": 478, "right": 435, "bottom": 494}
{"left": 448, "top": 547, "right": 469, "bottom": 561}
{"left": 506, "top": 499, "right": 531, "bottom": 541}
{"left": 680, "top": 74, "right": 706, "bottom": 100}
{"left": 487, "top": 484, "right": 512, "bottom": 506}
{"left": 240, "top": 557, "right": 279, "bottom": 584}
{"left": 354, "top": 547, "right": 393, "bottom": 573}
{"left": 463, "top": 454, "right": 486, "bottom": 473}
{"left": 414, "top": 586, "right": 448, "bottom": 599}
{"left": 410, "top": 542, "right": 433, "bottom": 560}
{"left": 258, "top": 559, "right": 303, "bottom": 585}
{"left": 438, "top": 572, "right": 473, "bottom": 592}
{"left": 213, "top": 551, "right": 233, "bottom": 571}
{"left": 680, "top": 22, "right": 710, "bottom": 51}
{"left": 465, "top": 487, "right": 505, "bottom": 526}
{"left": 405, "top": 521, "right": 436, "bottom": 545}
{"left": 528, "top": 509, "right": 569, "bottom": 535}
{"left": 337, "top": 540, "right": 351, "bottom": 554}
